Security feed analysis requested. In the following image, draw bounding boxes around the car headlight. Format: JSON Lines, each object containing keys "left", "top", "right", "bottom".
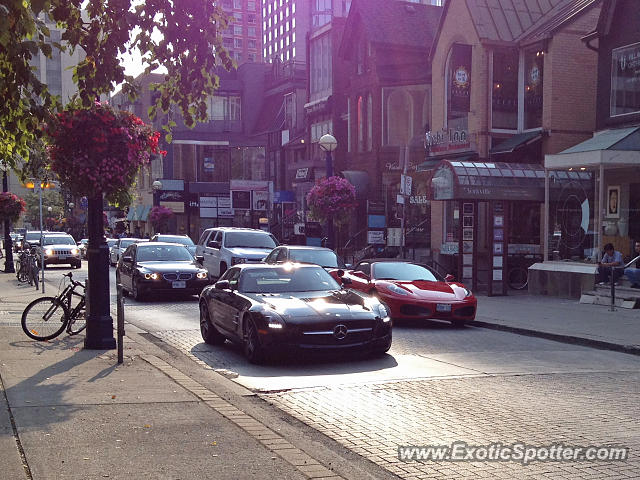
{"left": 386, "top": 283, "right": 410, "bottom": 296}
{"left": 264, "top": 310, "right": 285, "bottom": 329}
{"left": 45, "top": 248, "right": 53, "bottom": 256}
{"left": 144, "top": 272, "right": 159, "bottom": 280}
{"left": 196, "top": 271, "right": 208, "bottom": 279}
{"left": 464, "top": 288, "right": 473, "bottom": 298}
{"left": 232, "top": 257, "right": 246, "bottom": 265}
{"left": 376, "top": 303, "right": 391, "bottom": 322}
{"left": 71, "top": 248, "right": 79, "bottom": 255}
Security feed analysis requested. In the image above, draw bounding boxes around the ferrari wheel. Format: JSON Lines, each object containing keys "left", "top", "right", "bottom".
{"left": 200, "top": 302, "right": 225, "bottom": 345}
{"left": 243, "top": 318, "right": 265, "bottom": 364}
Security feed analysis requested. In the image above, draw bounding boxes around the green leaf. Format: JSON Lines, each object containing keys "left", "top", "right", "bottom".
{"left": 165, "top": 133, "right": 173, "bottom": 143}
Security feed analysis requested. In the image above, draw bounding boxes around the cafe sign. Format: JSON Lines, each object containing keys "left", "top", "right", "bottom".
{"left": 424, "top": 127, "right": 473, "bottom": 155}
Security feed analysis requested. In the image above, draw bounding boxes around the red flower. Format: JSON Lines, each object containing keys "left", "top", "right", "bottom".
{"left": 0, "top": 192, "right": 27, "bottom": 223}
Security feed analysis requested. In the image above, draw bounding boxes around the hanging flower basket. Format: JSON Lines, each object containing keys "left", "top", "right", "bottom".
{"left": 306, "top": 176, "right": 358, "bottom": 226}
{"left": 0, "top": 192, "right": 26, "bottom": 223}
{"left": 46, "top": 101, "right": 166, "bottom": 203}
{"left": 149, "top": 205, "right": 173, "bottom": 232}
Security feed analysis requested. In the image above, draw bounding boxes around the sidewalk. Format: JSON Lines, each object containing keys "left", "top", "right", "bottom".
{"left": 472, "top": 292, "right": 640, "bottom": 355}
{"left": 0, "top": 273, "right": 388, "bottom": 480}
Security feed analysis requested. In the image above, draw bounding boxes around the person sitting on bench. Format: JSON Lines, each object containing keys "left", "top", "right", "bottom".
{"left": 597, "top": 243, "right": 623, "bottom": 285}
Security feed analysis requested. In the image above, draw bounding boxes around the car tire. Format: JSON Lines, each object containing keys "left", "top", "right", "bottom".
{"left": 451, "top": 320, "right": 465, "bottom": 328}
{"left": 132, "top": 278, "right": 144, "bottom": 301}
{"left": 199, "top": 302, "right": 225, "bottom": 345}
{"left": 243, "top": 318, "right": 265, "bottom": 364}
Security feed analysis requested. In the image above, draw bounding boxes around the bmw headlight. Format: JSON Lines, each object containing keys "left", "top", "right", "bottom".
{"left": 386, "top": 283, "right": 410, "bottom": 296}
{"left": 196, "top": 271, "right": 208, "bottom": 279}
{"left": 232, "top": 257, "right": 246, "bottom": 265}
{"left": 45, "top": 248, "right": 53, "bottom": 256}
{"left": 144, "top": 272, "right": 159, "bottom": 280}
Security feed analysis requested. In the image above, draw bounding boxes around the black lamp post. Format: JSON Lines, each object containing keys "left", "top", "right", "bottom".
{"left": 84, "top": 194, "right": 116, "bottom": 350}
{"left": 2, "top": 166, "right": 15, "bottom": 273}
{"left": 318, "top": 134, "right": 338, "bottom": 250}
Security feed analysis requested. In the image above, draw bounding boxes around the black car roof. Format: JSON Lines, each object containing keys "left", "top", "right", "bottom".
{"left": 235, "top": 262, "right": 322, "bottom": 270}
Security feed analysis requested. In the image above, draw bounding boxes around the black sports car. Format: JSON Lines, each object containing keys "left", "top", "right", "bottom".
{"left": 198, "top": 263, "right": 392, "bottom": 363}
{"left": 116, "top": 242, "right": 209, "bottom": 300}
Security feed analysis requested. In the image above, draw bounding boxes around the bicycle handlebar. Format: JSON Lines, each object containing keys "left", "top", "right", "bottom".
{"left": 63, "top": 272, "right": 85, "bottom": 289}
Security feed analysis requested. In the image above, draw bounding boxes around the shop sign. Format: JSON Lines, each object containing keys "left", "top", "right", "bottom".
{"left": 273, "top": 190, "right": 295, "bottom": 203}
{"left": 252, "top": 190, "right": 269, "bottom": 211}
{"left": 203, "top": 157, "right": 215, "bottom": 171}
{"left": 387, "top": 228, "right": 403, "bottom": 247}
{"left": 611, "top": 42, "right": 640, "bottom": 116}
{"left": 159, "top": 190, "right": 185, "bottom": 213}
{"left": 441, "top": 242, "right": 459, "bottom": 255}
{"left": 295, "top": 168, "right": 310, "bottom": 180}
{"left": 217, "top": 196, "right": 233, "bottom": 216}
{"left": 367, "top": 200, "right": 385, "bottom": 215}
{"left": 367, "top": 230, "right": 385, "bottom": 245}
{"left": 425, "top": 127, "right": 472, "bottom": 155}
{"left": 410, "top": 195, "right": 428, "bottom": 204}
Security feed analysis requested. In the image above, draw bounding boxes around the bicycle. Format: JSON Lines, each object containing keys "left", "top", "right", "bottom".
{"left": 15, "top": 248, "right": 39, "bottom": 289}
{"left": 21, "top": 272, "right": 86, "bottom": 341}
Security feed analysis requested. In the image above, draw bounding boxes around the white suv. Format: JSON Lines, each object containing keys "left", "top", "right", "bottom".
{"left": 195, "top": 227, "right": 278, "bottom": 279}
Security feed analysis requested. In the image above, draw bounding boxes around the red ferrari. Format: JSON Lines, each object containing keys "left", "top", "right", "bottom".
{"left": 344, "top": 259, "right": 477, "bottom": 326}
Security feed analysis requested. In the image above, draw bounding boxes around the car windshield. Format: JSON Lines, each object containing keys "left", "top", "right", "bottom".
{"left": 136, "top": 245, "right": 193, "bottom": 262}
{"left": 158, "top": 235, "right": 194, "bottom": 246}
{"left": 239, "top": 266, "right": 340, "bottom": 293}
{"left": 288, "top": 249, "right": 345, "bottom": 268}
{"left": 373, "top": 262, "right": 438, "bottom": 281}
{"left": 107, "top": 239, "right": 118, "bottom": 248}
{"left": 26, "top": 232, "right": 45, "bottom": 241}
{"left": 42, "top": 236, "right": 75, "bottom": 246}
{"left": 224, "top": 232, "right": 277, "bottom": 249}
{"left": 120, "top": 239, "right": 136, "bottom": 248}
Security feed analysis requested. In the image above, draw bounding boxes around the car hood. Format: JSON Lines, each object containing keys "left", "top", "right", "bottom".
{"left": 376, "top": 280, "right": 471, "bottom": 301}
{"left": 226, "top": 247, "right": 274, "bottom": 258}
{"left": 43, "top": 243, "right": 78, "bottom": 249}
{"left": 136, "top": 261, "right": 203, "bottom": 272}
{"left": 246, "top": 290, "right": 378, "bottom": 320}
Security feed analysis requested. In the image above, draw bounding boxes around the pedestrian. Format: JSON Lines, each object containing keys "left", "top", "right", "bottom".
{"left": 597, "top": 243, "right": 624, "bottom": 285}
{"left": 624, "top": 241, "right": 640, "bottom": 288}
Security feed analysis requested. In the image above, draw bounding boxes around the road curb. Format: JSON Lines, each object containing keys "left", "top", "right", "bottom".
{"left": 469, "top": 319, "right": 640, "bottom": 356}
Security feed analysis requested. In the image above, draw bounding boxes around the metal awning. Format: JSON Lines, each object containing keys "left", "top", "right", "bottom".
{"left": 490, "top": 131, "right": 542, "bottom": 154}
{"left": 545, "top": 127, "right": 640, "bottom": 169}
{"left": 138, "top": 205, "right": 152, "bottom": 222}
{"left": 430, "top": 160, "right": 591, "bottom": 201}
{"left": 416, "top": 154, "right": 476, "bottom": 172}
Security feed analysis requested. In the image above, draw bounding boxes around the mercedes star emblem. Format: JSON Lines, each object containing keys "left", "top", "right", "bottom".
{"left": 333, "top": 324, "right": 348, "bottom": 340}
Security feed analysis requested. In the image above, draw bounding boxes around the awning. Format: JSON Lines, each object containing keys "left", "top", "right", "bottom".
{"left": 138, "top": 205, "right": 152, "bottom": 222}
{"left": 341, "top": 170, "right": 370, "bottom": 199}
{"left": 429, "top": 160, "right": 591, "bottom": 202}
{"left": 416, "top": 154, "right": 476, "bottom": 172}
{"left": 126, "top": 208, "right": 136, "bottom": 221}
{"left": 545, "top": 127, "right": 640, "bottom": 169}
{"left": 490, "top": 131, "right": 542, "bottom": 154}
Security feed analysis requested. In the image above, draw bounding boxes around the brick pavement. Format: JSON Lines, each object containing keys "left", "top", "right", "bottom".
{"left": 263, "top": 373, "right": 640, "bottom": 479}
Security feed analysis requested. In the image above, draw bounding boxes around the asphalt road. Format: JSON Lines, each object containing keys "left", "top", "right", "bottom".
{"left": 47, "top": 262, "right": 640, "bottom": 479}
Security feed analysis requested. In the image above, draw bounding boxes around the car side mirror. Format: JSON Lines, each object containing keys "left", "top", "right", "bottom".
{"left": 215, "top": 280, "right": 231, "bottom": 290}
{"left": 122, "top": 255, "right": 133, "bottom": 263}
{"left": 445, "top": 274, "right": 455, "bottom": 282}
{"left": 336, "top": 269, "right": 345, "bottom": 277}
{"left": 195, "top": 255, "right": 204, "bottom": 263}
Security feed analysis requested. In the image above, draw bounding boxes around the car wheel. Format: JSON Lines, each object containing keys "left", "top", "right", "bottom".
{"left": 372, "top": 339, "right": 392, "bottom": 357}
{"left": 199, "top": 302, "right": 225, "bottom": 345}
{"left": 132, "top": 278, "right": 144, "bottom": 301}
{"left": 243, "top": 318, "right": 265, "bottom": 364}
{"left": 451, "top": 319, "right": 465, "bottom": 328}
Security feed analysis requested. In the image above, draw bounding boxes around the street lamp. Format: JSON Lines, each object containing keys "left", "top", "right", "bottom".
{"left": 318, "top": 134, "right": 338, "bottom": 250}
{"left": 152, "top": 180, "right": 163, "bottom": 207}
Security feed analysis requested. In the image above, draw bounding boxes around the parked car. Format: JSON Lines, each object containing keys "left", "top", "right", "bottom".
{"left": 198, "top": 263, "right": 392, "bottom": 363}
{"left": 344, "top": 259, "right": 477, "bottom": 327}
{"left": 77, "top": 238, "right": 89, "bottom": 258}
{"left": 109, "top": 237, "right": 148, "bottom": 266}
{"left": 149, "top": 234, "right": 196, "bottom": 256}
{"left": 195, "top": 227, "right": 278, "bottom": 279}
{"left": 115, "top": 242, "right": 209, "bottom": 300}
{"left": 37, "top": 233, "right": 82, "bottom": 268}
{"left": 263, "top": 245, "right": 347, "bottom": 270}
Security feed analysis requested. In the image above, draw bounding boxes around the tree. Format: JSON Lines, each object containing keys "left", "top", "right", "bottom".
{"left": 0, "top": 0, "right": 234, "bottom": 164}
{"left": 24, "top": 189, "right": 64, "bottom": 227}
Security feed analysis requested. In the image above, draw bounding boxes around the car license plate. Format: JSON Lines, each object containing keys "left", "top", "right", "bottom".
{"left": 58, "top": 255, "right": 68, "bottom": 260}
{"left": 436, "top": 303, "right": 451, "bottom": 312}
{"left": 172, "top": 281, "right": 186, "bottom": 289}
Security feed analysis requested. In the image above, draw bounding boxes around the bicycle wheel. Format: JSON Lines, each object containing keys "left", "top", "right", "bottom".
{"left": 17, "top": 265, "right": 29, "bottom": 283}
{"left": 22, "top": 297, "right": 69, "bottom": 341}
{"left": 67, "top": 303, "right": 87, "bottom": 335}
{"left": 508, "top": 266, "right": 528, "bottom": 290}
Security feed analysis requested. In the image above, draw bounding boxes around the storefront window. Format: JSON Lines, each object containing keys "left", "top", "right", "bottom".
{"left": 508, "top": 201, "right": 540, "bottom": 248}
{"left": 611, "top": 42, "right": 640, "bottom": 116}
{"left": 524, "top": 50, "right": 544, "bottom": 129}
{"left": 491, "top": 49, "right": 518, "bottom": 130}
{"left": 447, "top": 44, "right": 471, "bottom": 131}
{"left": 198, "top": 146, "right": 230, "bottom": 182}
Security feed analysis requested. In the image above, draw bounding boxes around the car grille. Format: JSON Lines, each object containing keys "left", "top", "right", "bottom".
{"left": 162, "top": 273, "right": 193, "bottom": 281}
{"left": 299, "top": 320, "right": 374, "bottom": 346}
{"left": 51, "top": 249, "right": 72, "bottom": 255}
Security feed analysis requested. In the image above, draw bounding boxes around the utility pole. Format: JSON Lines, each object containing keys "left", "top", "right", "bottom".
{"left": 2, "top": 167, "right": 15, "bottom": 273}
